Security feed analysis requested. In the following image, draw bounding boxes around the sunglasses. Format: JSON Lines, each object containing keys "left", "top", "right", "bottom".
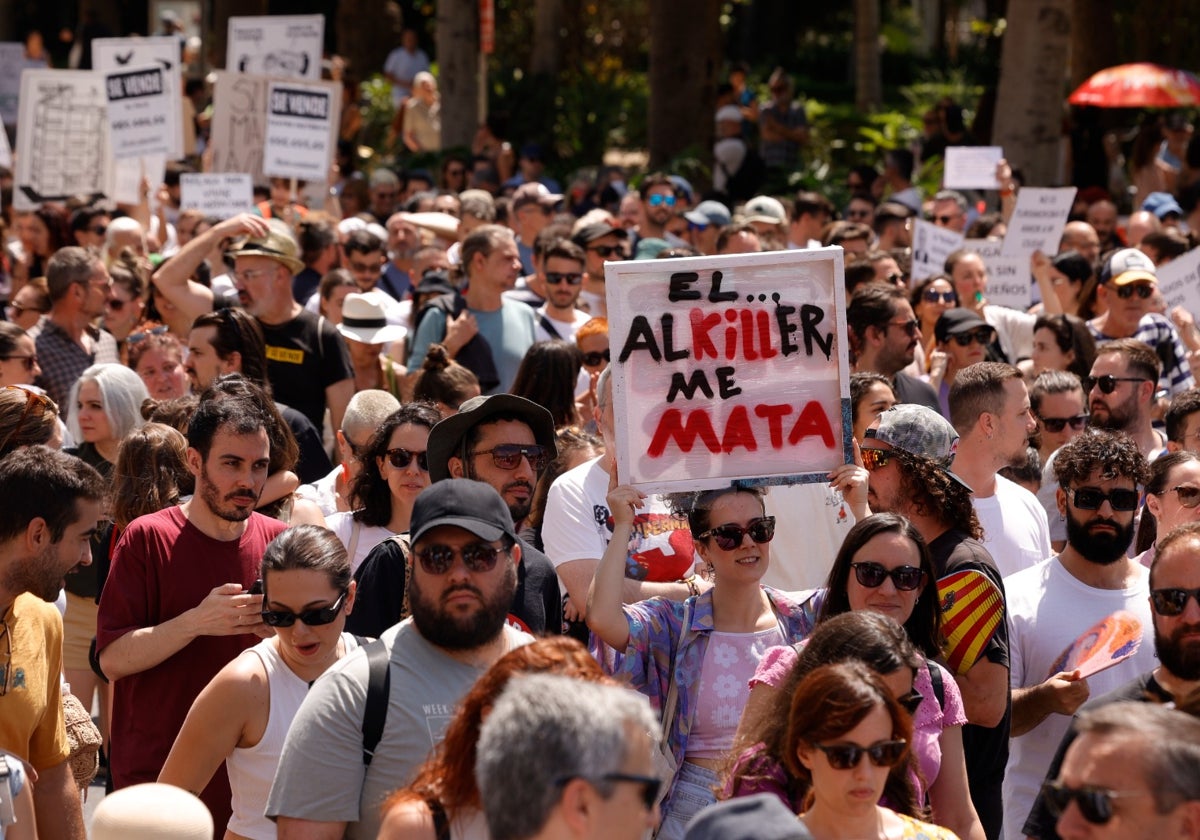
{"left": 556, "top": 773, "right": 663, "bottom": 811}
{"left": 1151, "top": 586, "right": 1200, "bottom": 616}
{"left": 1082, "top": 375, "right": 1148, "bottom": 395}
{"left": 582, "top": 349, "right": 611, "bottom": 367}
{"left": 1067, "top": 486, "right": 1140, "bottom": 512}
{"left": 812, "top": 739, "right": 907, "bottom": 770}
{"left": 647, "top": 193, "right": 677, "bottom": 207}
{"left": 545, "top": 272, "right": 583, "bottom": 286}
{"left": 697, "top": 516, "right": 776, "bottom": 550}
{"left": 0, "top": 354, "right": 37, "bottom": 371}
{"left": 261, "top": 589, "right": 349, "bottom": 627}
{"left": 1041, "top": 780, "right": 1148, "bottom": 825}
{"left": 897, "top": 688, "right": 923, "bottom": 715}
{"left": 126, "top": 324, "right": 170, "bottom": 346}
{"left": 884, "top": 319, "right": 920, "bottom": 336}
{"left": 933, "top": 214, "right": 960, "bottom": 225}
{"left": 414, "top": 542, "right": 508, "bottom": 575}
{"left": 687, "top": 220, "right": 709, "bottom": 232}
{"left": 1114, "top": 283, "right": 1154, "bottom": 300}
{"left": 384, "top": 447, "right": 429, "bottom": 471}
{"left": 5, "top": 302, "right": 42, "bottom": 318}
{"left": 851, "top": 561, "right": 925, "bottom": 591}
{"left": 0, "top": 385, "right": 53, "bottom": 452}
{"left": 948, "top": 328, "right": 995, "bottom": 347}
{"left": 860, "top": 447, "right": 895, "bottom": 471}
{"left": 470, "top": 443, "right": 550, "bottom": 472}
{"left": 1163, "top": 485, "right": 1200, "bottom": 508}
{"left": 1039, "top": 413, "right": 1088, "bottom": 433}
{"left": 106, "top": 297, "right": 127, "bottom": 311}
{"left": 588, "top": 244, "right": 626, "bottom": 259}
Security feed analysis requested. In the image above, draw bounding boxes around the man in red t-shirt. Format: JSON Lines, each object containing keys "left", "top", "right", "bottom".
{"left": 98, "top": 391, "right": 286, "bottom": 829}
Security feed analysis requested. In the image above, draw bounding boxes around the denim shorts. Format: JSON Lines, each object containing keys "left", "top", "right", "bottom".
{"left": 656, "top": 761, "right": 720, "bottom": 840}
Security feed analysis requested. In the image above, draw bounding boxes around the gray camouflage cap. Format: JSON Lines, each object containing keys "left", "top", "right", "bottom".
{"left": 866, "top": 403, "right": 972, "bottom": 491}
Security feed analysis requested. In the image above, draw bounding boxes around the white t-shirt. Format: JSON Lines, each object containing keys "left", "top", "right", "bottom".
{"left": 983, "top": 303, "right": 1037, "bottom": 364}
{"left": 1001, "top": 557, "right": 1158, "bottom": 840}
{"left": 974, "top": 475, "right": 1053, "bottom": 579}
{"left": 533, "top": 305, "right": 591, "bottom": 343}
{"left": 760, "top": 483, "right": 858, "bottom": 592}
{"left": 326, "top": 511, "right": 397, "bottom": 574}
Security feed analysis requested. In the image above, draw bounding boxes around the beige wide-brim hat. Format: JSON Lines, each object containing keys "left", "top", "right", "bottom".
{"left": 91, "top": 783, "right": 213, "bottom": 840}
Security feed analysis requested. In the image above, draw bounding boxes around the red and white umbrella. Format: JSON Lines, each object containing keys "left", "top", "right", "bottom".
{"left": 1069, "top": 63, "right": 1200, "bottom": 108}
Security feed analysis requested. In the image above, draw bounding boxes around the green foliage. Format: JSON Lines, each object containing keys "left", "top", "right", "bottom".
{"left": 358, "top": 75, "right": 400, "bottom": 161}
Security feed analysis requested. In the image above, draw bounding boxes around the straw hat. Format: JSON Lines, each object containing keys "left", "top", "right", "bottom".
{"left": 91, "top": 783, "right": 213, "bottom": 840}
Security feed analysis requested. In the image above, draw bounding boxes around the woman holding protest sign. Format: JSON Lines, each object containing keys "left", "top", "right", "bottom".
{"left": 587, "top": 480, "right": 814, "bottom": 839}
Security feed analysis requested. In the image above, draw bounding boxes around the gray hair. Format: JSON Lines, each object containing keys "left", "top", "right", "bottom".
{"left": 68, "top": 363, "right": 149, "bottom": 444}
{"left": 459, "top": 190, "right": 497, "bottom": 223}
{"left": 461, "top": 225, "right": 515, "bottom": 277}
{"left": 476, "top": 674, "right": 658, "bottom": 840}
{"left": 46, "top": 246, "right": 103, "bottom": 302}
{"left": 342, "top": 389, "right": 402, "bottom": 440}
{"left": 1074, "top": 702, "right": 1200, "bottom": 812}
{"left": 596, "top": 366, "right": 613, "bottom": 410}
{"left": 933, "top": 190, "right": 968, "bottom": 213}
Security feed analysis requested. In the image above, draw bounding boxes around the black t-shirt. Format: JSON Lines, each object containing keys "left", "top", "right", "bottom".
{"left": 259, "top": 310, "right": 352, "bottom": 432}
{"left": 276, "top": 402, "right": 333, "bottom": 485}
{"left": 346, "top": 533, "right": 562, "bottom": 638}
{"left": 1022, "top": 672, "right": 1171, "bottom": 839}
{"left": 891, "top": 371, "right": 944, "bottom": 416}
{"left": 928, "top": 528, "right": 1010, "bottom": 840}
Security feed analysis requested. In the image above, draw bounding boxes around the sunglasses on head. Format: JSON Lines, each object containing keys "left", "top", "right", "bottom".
{"left": 697, "top": 516, "right": 776, "bottom": 550}
{"left": 812, "top": 739, "right": 907, "bottom": 770}
{"left": 1114, "top": 283, "right": 1154, "bottom": 300}
{"left": 0, "top": 385, "right": 53, "bottom": 452}
{"left": 384, "top": 447, "right": 429, "bottom": 471}
{"left": 126, "top": 324, "right": 170, "bottom": 345}
{"left": 414, "top": 542, "right": 507, "bottom": 575}
{"left": 1151, "top": 586, "right": 1200, "bottom": 616}
{"left": 949, "top": 328, "right": 995, "bottom": 347}
{"left": 851, "top": 561, "right": 925, "bottom": 591}
{"left": 1041, "top": 780, "right": 1148, "bottom": 825}
{"left": 261, "top": 589, "right": 349, "bottom": 627}
{"left": 647, "top": 193, "right": 677, "bottom": 207}
{"left": 582, "top": 349, "right": 611, "bottom": 367}
{"left": 470, "top": 443, "right": 550, "bottom": 472}
{"left": 1082, "top": 375, "right": 1148, "bottom": 394}
{"left": 860, "top": 447, "right": 895, "bottom": 471}
{"left": 1039, "top": 413, "right": 1088, "bottom": 433}
{"left": 588, "top": 244, "right": 625, "bottom": 259}
{"left": 1067, "top": 486, "right": 1140, "bottom": 512}
{"left": 545, "top": 271, "right": 583, "bottom": 286}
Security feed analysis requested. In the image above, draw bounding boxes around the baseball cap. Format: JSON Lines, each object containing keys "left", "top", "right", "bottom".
{"left": 409, "top": 479, "right": 518, "bottom": 546}
{"left": 741, "top": 195, "right": 787, "bottom": 226}
{"left": 634, "top": 237, "right": 671, "bottom": 260}
{"left": 683, "top": 794, "right": 813, "bottom": 840}
{"left": 1142, "top": 191, "right": 1184, "bottom": 220}
{"left": 512, "top": 182, "right": 563, "bottom": 211}
{"left": 934, "top": 308, "right": 990, "bottom": 344}
{"left": 684, "top": 200, "right": 732, "bottom": 228}
{"left": 1101, "top": 248, "right": 1157, "bottom": 286}
{"left": 426, "top": 394, "right": 557, "bottom": 482}
{"left": 572, "top": 222, "right": 628, "bottom": 247}
{"left": 227, "top": 219, "right": 304, "bottom": 274}
{"left": 866, "top": 404, "right": 972, "bottom": 491}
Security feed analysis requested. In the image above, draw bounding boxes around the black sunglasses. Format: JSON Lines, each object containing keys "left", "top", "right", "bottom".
{"left": 897, "top": 688, "right": 923, "bottom": 715}
{"left": 385, "top": 447, "right": 429, "bottom": 472}
{"left": 556, "top": 773, "right": 663, "bottom": 811}
{"left": 1114, "top": 283, "right": 1154, "bottom": 300}
{"left": 470, "top": 444, "right": 550, "bottom": 472}
{"left": 588, "top": 244, "right": 625, "bottom": 259}
{"left": 1067, "top": 487, "right": 1140, "bottom": 512}
{"left": 414, "top": 543, "right": 507, "bottom": 575}
{"left": 948, "top": 328, "right": 995, "bottom": 347}
{"left": 582, "top": 349, "right": 611, "bottom": 367}
{"left": 1082, "top": 375, "right": 1148, "bottom": 394}
{"left": 1039, "top": 413, "right": 1088, "bottom": 433}
{"left": 545, "top": 271, "right": 583, "bottom": 286}
{"left": 922, "top": 289, "right": 956, "bottom": 304}
{"left": 934, "top": 214, "right": 959, "bottom": 225}
{"left": 1041, "top": 780, "right": 1148, "bottom": 825}
{"left": 261, "top": 589, "right": 349, "bottom": 627}
{"left": 697, "top": 516, "right": 776, "bottom": 550}
{"left": 813, "top": 739, "right": 907, "bottom": 770}
{"left": 851, "top": 561, "right": 926, "bottom": 591}
{"left": 1151, "top": 586, "right": 1200, "bottom": 616}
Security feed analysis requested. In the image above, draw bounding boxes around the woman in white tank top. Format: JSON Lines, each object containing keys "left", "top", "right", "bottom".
{"left": 159, "top": 525, "right": 361, "bottom": 840}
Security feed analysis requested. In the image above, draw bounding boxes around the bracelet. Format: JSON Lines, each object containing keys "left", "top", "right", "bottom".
{"left": 1000, "top": 188, "right": 1015, "bottom": 197}
{"left": 684, "top": 576, "right": 699, "bottom": 597}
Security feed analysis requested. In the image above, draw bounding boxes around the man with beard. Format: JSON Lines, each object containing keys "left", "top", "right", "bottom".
{"left": 949, "top": 362, "right": 1050, "bottom": 578}
{"left": 1001, "top": 429, "right": 1157, "bottom": 840}
{"left": 267, "top": 479, "right": 532, "bottom": 840}
{"left": 847, "top": 283, "right": 942, "bottom": 415}
{"left": 1022, "top": 520, "right": 1200, "bottom": 839}
{"left": 0, "top": 447, "right": 104, "bottom": 840}
{"left": 347, "top": 394, "right": 562, "bottom": 636}
{"left": 97, "top": 394, "right": 284, "bottom": 828}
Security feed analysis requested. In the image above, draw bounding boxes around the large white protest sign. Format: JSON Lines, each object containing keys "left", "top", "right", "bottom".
{"left": 105, "top": 65, "right": 173, "bottom": 160}
{"left": 0, "top": 44, "right": 27, "bottom": 127}
{"left": 911, "top": 219, "right": 965, "bottom": 281}
{"left": 1158, "top": 247, "right": 1200, "bottom": 317}
{"left": 606, "top": 248, "right": 851, "bottom": 494}
{"left": 963, "top": 237, "right": 1031, "bottom": 310}
{"left": 14, "top": 70, "right": 113, "bottom": 210}
{"left": 263, "top": 81, "right": 335, "bottom": 181}
{"left": 943, "top": 146, "right": 1003, "bottom": 190}
{"left": 1002, "top": 187, "right": 1077, "bottom": 257}
{"left": 227, "top": 15, "right": 323, "bottom": 80}
{"left": 180, "top": 172, "right": 254, "bottom": 217}
{"left": 93, "top": 36, "right": 183, "bottom": 157}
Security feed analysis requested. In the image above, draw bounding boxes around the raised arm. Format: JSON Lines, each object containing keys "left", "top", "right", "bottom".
{"left": 585, "top": 482, "right": 645, "bottom": 650}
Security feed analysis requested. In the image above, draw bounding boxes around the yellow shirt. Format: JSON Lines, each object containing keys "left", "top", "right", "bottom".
{"left": 0, "top": 594, "right": 69, "bottom": 770}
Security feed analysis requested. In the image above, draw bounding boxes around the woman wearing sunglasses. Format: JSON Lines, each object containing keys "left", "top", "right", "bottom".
{"left": 784, "top": 662, "right": 958, "bottom": 840}
{"left": 159, "top": 526, "right": 359, "bottom": 840}
{"left": 1134, "top": 451, "right": 1200, "bottom": 566}
{"left": 326, "top": 403, "right": 440, "bottom": 572}
{"left": 933, "top": 309, "right": 997, "bottom": 418}
{"left": 0, "top": 322, "right": 41, "bottom": 387}
{"left": 907, "top": 276, "right": 957, "bottom": 387}
{"left": 587, "top": 483, "right": 814, "bottom": 839}
{"left": 734, "top": 514, "right": 983, "bottom": 840}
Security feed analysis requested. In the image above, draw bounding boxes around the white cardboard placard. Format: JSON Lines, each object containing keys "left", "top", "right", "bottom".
{"left": 262, "top": 80, "right": 336, "bottom": 181}
{"left": 226, "top": 15, "right": 324, "bottom": 80}
{"left": 943, "top": 146, "right": 1004, "bottom": 190}
{"left": 1001, "top": 187, "right": 1077, "bottom": 258}
{"left": 911, "top": 219, "right": 965, "bottom": 281}
{"left": 179, "top": 172, "right": 254, "bottom": 218}
{"left": 104, "top": 65, "right": 173, "bottom": 160}
{"left": 92, "top": 36, "right": 183, "bottom": 157}
{"left": 963, "top": 237, "right": 1031, "bottom": 310}
{"left": 1158, "top": 246, "right": 1200, "bottom": 317}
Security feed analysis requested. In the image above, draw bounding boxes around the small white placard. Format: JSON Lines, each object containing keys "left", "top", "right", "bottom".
{"left": 179, "top": 172, "right": 254, "bottom": 218}
{"left": 943, "top": 146, "right": 1004, "bottom": 190}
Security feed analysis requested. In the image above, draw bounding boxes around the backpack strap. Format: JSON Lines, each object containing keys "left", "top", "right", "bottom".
{"left": 538, "top": 313, "right": 564, "bottom": 340}
{"left": 361, "top": 638, "right": 391, "bottom": 766}
{"left": 927, "top": 656, "right": 945, "bottom": 710}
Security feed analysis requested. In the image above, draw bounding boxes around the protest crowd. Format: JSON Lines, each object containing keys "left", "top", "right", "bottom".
{"left": 6, "top": 11, "right": 1200, "bottom": 840}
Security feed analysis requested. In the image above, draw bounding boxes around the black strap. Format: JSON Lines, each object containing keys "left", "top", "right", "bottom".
{"left": 927, "top": 656, "right": 945, "bottom": 710}
{"left": 428, "top": 798, "right": 451, "bottom": 840}
{"left": 538, "top": 314, "right": 563, "bottom": 340}
{"left": 361, "top": 638, "right": 391, "bottom": 766}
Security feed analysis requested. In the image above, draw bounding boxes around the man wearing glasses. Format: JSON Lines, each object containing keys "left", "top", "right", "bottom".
{"left": 1002, "top": 430, "right": 1156, "bottom": 840}
{"left": 269, "top": 480, "right": 533, "bottom": 840}
{"left": 1022, "top": 521, "right": 1200, "bottom": 839}
{"left": 533, "top": 239, "right": 590, "bottom": 342}
{"left": 572, "top": 222, "right": 628, "bottom": 318}
{"left": 930, "top": 190, "right": 970, "bottom": 233}
{"left": 0, "top": 447, "right": 104, "bottom": 840}
{"left": 847, "top": 283, "right": 943, "bottom": 415}
{"left": 477, "top": 674, "right": 662, "bottom": 840}
{"left": 637, "top": 174, "right": 679, "bottom": 242}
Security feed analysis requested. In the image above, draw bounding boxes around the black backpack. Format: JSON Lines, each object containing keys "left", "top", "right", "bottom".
{"left": 723, "top": 147, "right": 767, "bottom": 202}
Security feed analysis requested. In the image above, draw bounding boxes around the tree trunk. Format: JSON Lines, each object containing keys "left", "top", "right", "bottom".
{"left": 437, "top": 0, "right": 479, "bottom": 150}
{"left": 647, "top": 0, "right": 721, "bottom": 169}
{"left": 992, "top": 0, "right": 1072, "bottom": 186}
{"left": 854, "top": 0, "right": 882, "bottom": 111}
{"left": 336, "top": 0, "right": 403, "bottom": 83}
{"left": 530, "top": 0, "right": 563, "bottom": 77}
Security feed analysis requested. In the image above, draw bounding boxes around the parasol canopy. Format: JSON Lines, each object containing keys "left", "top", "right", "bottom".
{"left": 1069, "top": 62, "right": 1200, "bottom": 108}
